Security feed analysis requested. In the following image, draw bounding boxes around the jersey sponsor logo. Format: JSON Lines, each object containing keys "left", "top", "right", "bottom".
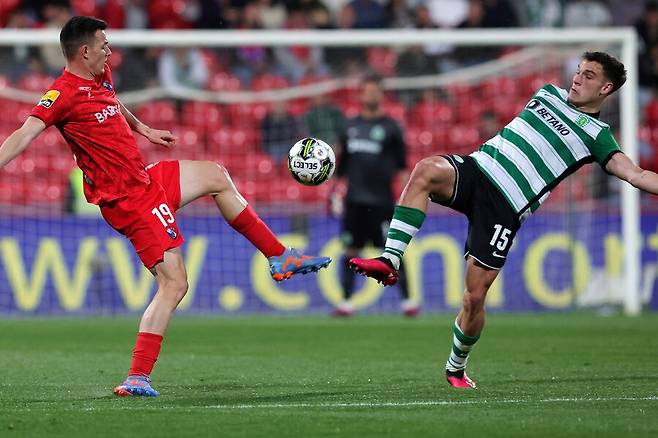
{"left": 526, "top": 100, "right": 571, "bottom": 136}
{"left": 102, "top": 81, "right": 113, "bottom": 91}
{"left": 166, "top": 227, "right": 177, "bottom": 239}
{"left": 38, "top": 90, "right": 60, "bottom": 108}
{"left": 94, "top": 104, "right": 121, "bottom": 123}
{"left": 346, "top": 139, "right": 382, "bottom": 154}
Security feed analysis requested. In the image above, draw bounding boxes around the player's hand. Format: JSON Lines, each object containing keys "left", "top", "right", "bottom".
{"left": 145, "top": 128, "right": 177, "bottom": 148}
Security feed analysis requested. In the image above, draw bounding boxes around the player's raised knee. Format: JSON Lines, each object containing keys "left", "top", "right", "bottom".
{"left": 203, "top": 160, "right": 232, "bottom": 192}
{"left": 411, "top": 156, "right": 451, "bottom": 187}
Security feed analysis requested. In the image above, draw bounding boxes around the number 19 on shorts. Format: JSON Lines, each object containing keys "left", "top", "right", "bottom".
{"left": 152, "top": 203, "right": 175, "bottom": 227}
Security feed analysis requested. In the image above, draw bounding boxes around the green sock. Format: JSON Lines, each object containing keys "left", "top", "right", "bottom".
{"left": 381, "top": 205, "right": 425, "bottom": 270}
{"left": 445, "top": 319, "right": 480, "bottom": 372}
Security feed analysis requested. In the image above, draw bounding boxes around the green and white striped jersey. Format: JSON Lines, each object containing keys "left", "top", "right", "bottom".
{"left": 470, "top": 84, "right": 621, "bottom": 221}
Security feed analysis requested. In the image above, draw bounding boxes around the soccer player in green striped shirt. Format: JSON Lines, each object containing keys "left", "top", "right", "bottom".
{"left": 350, "top": 51, "right": 658, "bottom": 388}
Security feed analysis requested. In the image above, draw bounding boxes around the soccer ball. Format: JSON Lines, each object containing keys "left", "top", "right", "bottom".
{"left": 287, "top": 137, "right": 336, "bottom": 186}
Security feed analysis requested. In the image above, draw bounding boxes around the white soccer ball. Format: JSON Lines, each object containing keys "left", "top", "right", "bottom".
{"left": 287, "top": 137, "right": 336, "bottom": 186}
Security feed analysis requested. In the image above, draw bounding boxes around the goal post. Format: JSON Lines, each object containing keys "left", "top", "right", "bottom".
{"left": 0, "top": 27, "right": 642, "bottom": 315}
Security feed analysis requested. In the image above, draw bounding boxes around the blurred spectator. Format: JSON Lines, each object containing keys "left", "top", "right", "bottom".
{"left": 118, "top": 48, "right": 159, "bottom": 91}
{"left": 261, "top": 100, "right": 301, "bottom": 161}
{"left": 512, "top": 0, "right": 563, "bottom": 27}
{"left": 396, "top": 46, "right": 438, "bottom": 78}
{"left": 563, "top": 0, "right": 611, "bottom": 28}
{"left": 386, "top": 0, "right": 415, "bottom": 28}
{"left": 257, "top": 0, "right": 287, "bottom": 29}
{"left": 39, "top": 1, "right": 72, "bottom": 76}
{"left": 481, "top": 0, "right": 519, "bottom": 28}
{"left": 274, "top": 9, "right": 329, "bottom": 82}
{"left": 339, "top": 0, "right": 387, "bottom": 29}
{"left": 124, "top": 0, "right": 149, "bottom": 29}
{"left": 452, "top": 0, "right": 500, "bottom": 65}
{"left": 302, "top": 93, "right": 346, "bottom": 146}
{"left": 0, "top": 9, "right": 36, "bottom": 80}
{"left": 158, "top": 48, "right": 209, "bottom": 93}
{"left": 478, "top": 110, "right": 500, "bottom": 143}
{"left": 425, "top": 0, "right": 469, "bottom": 28}
{"left": 637, "top": 2, "right": 658, "bottom": 90}
{"left": 231, "top": 2, "right": 271, "bottom": 85}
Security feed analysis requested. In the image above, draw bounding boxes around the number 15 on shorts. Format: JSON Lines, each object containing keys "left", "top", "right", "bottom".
{"left": 490, "top": 224, "right": 511, "bottom": 251}
{"left": 152, "top": 203, "right": 175, "bottom": 227}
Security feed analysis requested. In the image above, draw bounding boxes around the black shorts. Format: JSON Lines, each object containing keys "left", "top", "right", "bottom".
{"left": 431, "top": 155, "right": 520, "bottom": 270}
{"left": 342, "top": 203, "right": 393, "bottom": 249}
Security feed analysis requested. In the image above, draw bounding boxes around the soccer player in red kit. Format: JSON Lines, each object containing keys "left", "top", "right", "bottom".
{"left": 0, "top": 16, "right": 331, "bottom": 397}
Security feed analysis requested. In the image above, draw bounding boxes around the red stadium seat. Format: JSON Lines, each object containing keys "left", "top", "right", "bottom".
{"left": 252, "top": 74, "right": 289, "bottom": 91}
{"left": 409, "top": 100, "right": 454, "bottom": 128}
{"left": 180, "top": 101, "right": 223, "bottom": 130}
{"left": 0, "top": 0, "right": 20, "bottom": 27}
{"left": 101, "top": 0, "right": 126, "bottom": 28}
{"left": 480, "top": 76, "right": 519, "bottom": 99}
{"left": 208, "top": 72, "right": 242, "bottom": 92}
{"left": 18, "top": 73, "right": 55, "bottom": 92}
{"left": 70, "top": 0, "right": 98, "bottom": 16}
{"left": 367, "top": 47, "right": 398, "bottom": 77}
{"left": 383, "top": 100, "right": 407, "bottom": 126}
{"left": 447, "top": 124, "right": 480, "bottom": 154}
{"left": 645, "top": 99, "right": 658, "bottom": 126}
{"left": 148, "top": 0, "right": 192, "bottom": 29}
{"left": 134, "top": 101, "right": 178, "bottom": 126}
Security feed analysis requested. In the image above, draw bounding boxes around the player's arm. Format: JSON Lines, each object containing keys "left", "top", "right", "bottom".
{"left": 0, "top": 116, "right": 46, "bottom": 168}
{"left": 117, "top": 100, "right": 177, "bottom": 148}
{"left": 606, "top": 152, "right": 658, "bottom": 194}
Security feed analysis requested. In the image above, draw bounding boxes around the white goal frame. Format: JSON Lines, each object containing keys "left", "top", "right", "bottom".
{"left": 0, "top": 27, "right": 641, "bottom": 315}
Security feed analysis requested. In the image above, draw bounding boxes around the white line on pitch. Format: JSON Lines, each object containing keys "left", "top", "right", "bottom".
{"left": 9, "top": 395, "right": 658, "bottom": 412}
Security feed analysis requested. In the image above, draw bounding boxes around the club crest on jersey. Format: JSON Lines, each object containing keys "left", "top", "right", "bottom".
{"left": 38, "top": 90, "right": 60, "bottom": 108}
{"left": 102, "top": 81, "right": 113, "bottom": 91}
{"left": 166, "top": 227, "right": 177, "bottom": 239}
{"left": 576, "top": 115, "right": 589, "bottom": 128}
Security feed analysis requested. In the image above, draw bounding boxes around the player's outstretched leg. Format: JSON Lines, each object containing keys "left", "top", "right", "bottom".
{"left": 350, "top": 157, "right": 455, "bottom": 285}
{"left": 177, "top": 160, "right": 331, "bottom": 281}
{"left": 268, "top": 247, "right": 331, "bottom": 281}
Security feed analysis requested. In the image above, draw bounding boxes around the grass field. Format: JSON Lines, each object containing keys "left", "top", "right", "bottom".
{"left": 0, "top": 313, "right": 656, "bottom": 437}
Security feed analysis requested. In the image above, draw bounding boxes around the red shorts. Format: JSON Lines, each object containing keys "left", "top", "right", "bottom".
{"left": 100, "top": 161, "right": 184, "bottom": 269}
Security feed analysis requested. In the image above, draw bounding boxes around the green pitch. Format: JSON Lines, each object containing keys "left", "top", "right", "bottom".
{"left": 0, "top": 313, "right": 656, "bottom": 437}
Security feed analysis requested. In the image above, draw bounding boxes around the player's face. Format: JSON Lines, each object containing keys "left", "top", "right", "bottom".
{"left": 360, "top": 81, "right": 384, "bottom": 111}
{"left": 568, "top": 60, "right": 613, "bottom": 107}
{"left": 85, "top": 30, "right": 111, "bottom": 77}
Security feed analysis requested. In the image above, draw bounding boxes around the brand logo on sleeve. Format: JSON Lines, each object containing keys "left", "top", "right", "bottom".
{"left": 38, "top": 90, "right": 60, "bottom": 108}
{"left": 102, "top": 81, "right": 113, "bottom": 91}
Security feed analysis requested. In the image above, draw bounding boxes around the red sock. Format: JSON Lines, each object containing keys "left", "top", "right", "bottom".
{"left": 229, "top": 205, "right": 285, "bottom": 257}
{"left": 128, "top": 332, "right": 163, "bottom": 377}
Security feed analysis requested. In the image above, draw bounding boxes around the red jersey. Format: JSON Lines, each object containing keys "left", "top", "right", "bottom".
{"left": 30, "top": 64, "right": 149, "bottom": 204}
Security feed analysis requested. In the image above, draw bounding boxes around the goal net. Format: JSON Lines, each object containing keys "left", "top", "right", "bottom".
{"left": 0, "top": 28, "right": 646, "bottom": 315}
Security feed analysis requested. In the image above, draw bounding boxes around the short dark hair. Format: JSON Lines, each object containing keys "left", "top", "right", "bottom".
{"left": 60, "top": 16, "right": 107, "bottom": 60}
{"left": 582, "top": 51, "right": 627, "bottom": 95}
